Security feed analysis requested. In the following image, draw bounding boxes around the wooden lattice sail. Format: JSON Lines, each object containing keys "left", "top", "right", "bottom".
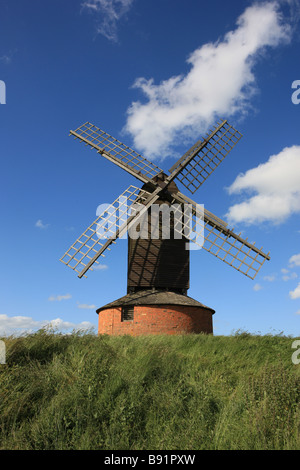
{"left": 60, "top": 119, "right": 270, "bottom": 285}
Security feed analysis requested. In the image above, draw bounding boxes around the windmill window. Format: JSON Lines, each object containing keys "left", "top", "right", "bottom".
{"left": 122, "top": 306, "right": 134, "bottom": 321}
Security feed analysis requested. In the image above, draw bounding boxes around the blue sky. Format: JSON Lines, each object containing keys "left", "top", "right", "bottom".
{"left": 1, "top": 0, "right": 300, "bottom": 336}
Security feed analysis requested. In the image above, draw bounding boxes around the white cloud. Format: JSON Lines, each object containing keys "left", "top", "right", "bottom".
{"left": 48, "top": 318, "right": 94, "bottom": 331}
{"left": 93, "top": 264, "right": 108, "bottom": 270}
{"left": 124, "top": 1, "right": 291, "bottom": 159}
{"left": 226, "top": 145, "right": 300, "bottom": 224}
{"left": 253, "top": 283, "right": 263, "bottom": 291}
{"left": 77, "top": 303, "right": 97, "bottom": 309}
{"left": 0, "top": 314, "right": 94, "bottom": 336}
{"left": 0, "top": 314, "right": 41, "bottom": 334}
{"left": 35, "top": 219, "right": 49, "bottom": 229}
{"left": 0, "top": 55, "right": 12, "bottom": 64}
{"left": 289, "top": 282, "right": 300, "bottom": 299}
{"left": 82, "top": 0, "right": 134, "bottom": 41}
{"left": 289, "top": 253, "right": 300, "bottom": 267}
{"left": 282, "top": 272, "right": 298, "bottom": 281}
{"left": 263, "top": 274, "right": 276, "bottom": 282}
{"left": 48, "top": 293, "right": 72, "bottom": 302}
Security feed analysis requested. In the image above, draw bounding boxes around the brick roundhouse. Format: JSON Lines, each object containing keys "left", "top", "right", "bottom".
{"left": 97, "top": 290, "right": 214, "bottom": 336}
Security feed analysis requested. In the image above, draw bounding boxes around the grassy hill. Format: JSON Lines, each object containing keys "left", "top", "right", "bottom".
{"left": 0, "top": 330, "right": 299, "bottom": 450}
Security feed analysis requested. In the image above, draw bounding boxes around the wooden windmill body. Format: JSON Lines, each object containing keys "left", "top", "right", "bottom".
{"left": 127, "top": 178, "right": 189, "bottom": 295}
{"left": 60, "top": 120, "right": 270, "bottom": 335}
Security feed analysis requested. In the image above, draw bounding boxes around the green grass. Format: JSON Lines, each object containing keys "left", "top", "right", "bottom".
{"left": 0, "top": 330, "right": 299, "bottom": 450}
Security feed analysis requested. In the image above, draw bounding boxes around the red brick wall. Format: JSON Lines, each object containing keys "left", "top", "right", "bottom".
{"left": 98, "top": 304, "right": 213, "bottom": 335}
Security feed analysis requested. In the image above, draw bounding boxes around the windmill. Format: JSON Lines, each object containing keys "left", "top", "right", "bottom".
{"left": 60, "top": 120, "right": 270, "bottom": 335}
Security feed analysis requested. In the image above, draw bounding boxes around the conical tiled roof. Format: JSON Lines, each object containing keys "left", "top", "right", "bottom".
{"left": 96, "top": 289, "right": 215, "bottom": 313}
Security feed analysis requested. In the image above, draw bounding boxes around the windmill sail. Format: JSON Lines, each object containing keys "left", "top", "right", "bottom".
{"left": 60, "top": 185, "right": 166, "bottom": 278}
{"left": 70, "top": 122, "right": 163, "bottom": 184}
{"left": 60, "top": 186, "right": 150, "bottom": 277}
{"left": 168, "top": 120, "right": 242, "bottom": 194}
{"left": 172, "top": 192, "right": 270, "bottom": 280}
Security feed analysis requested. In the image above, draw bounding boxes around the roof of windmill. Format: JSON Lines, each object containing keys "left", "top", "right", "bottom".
{"left": 96, "top": 289, "right": 215, "bottom": 313}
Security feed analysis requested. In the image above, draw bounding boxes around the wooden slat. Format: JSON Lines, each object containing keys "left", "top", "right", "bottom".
{"left": 70, "top": 122, "right": 163, "bottom": 182}
{"left": 169, "top": 120, "right": 242, "bottom": 194}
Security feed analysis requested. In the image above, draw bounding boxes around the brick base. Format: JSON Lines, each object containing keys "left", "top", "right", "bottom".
{"left": 98, "top": 304, "right": 213, "bottom": 336}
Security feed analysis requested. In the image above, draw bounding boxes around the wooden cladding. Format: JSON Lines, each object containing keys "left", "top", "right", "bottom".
{"left": 127, "top": 197, "right": 190, "bottom": 292}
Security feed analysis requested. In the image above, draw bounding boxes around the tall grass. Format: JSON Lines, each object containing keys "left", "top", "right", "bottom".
{"left": 0, "top": 330, "right": 299, "bottom": 450}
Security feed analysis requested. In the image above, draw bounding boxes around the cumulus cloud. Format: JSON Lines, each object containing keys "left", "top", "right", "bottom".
{"left": 48, "top": 318, "right": 94, "bottom": 331}
{"left": 253, "top": 283, "right": 263, "bottom": 291}
{"left": 48, "top": 293, "right": 72, "bottom": 302}
{"left": 0, "top": 314, "right": 94, "bottom": 336}
{"left": 35, "top": 219, "right": 49, "bottom": 229}
{"left": 289, "top": 283, "right": 300, "bottom": 299}
{"left": 289, "top": 253, "right": 300, "bottom": 267}
{"left": 124, "top": 1, "right": 291, "bottom": 159}
{"left": 282, "top": 272, "right": 298, "bottom": 281}
{"left": 93, "top": 264, "right": 108, "bottom": 270}
{"left": 77, "top": 303, "right": 97, "bottom": 309}
{"left": 263, "top": 274, "right": 276, "bottom": 282}
{"left": 226, "top": 146, "right": 300, "bottom": 224}
{"left": 0, "top": 55, "right": 12, "bottom": 64}
{"left": 82, "top": 0, "right": 134, "bottom": 41}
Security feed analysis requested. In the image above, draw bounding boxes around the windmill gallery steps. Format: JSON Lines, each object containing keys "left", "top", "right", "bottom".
{"left": 97, "top": 290, "right": 214, "bottom": 336}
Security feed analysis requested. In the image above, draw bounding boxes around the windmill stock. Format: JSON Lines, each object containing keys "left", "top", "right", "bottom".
{"left": 60, "top": 120, "right": 270, "bottom": 335}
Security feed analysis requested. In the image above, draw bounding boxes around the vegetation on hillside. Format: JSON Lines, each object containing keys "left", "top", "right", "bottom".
{"left": 0, "top": 330, "right": 299, "bottom": 450}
